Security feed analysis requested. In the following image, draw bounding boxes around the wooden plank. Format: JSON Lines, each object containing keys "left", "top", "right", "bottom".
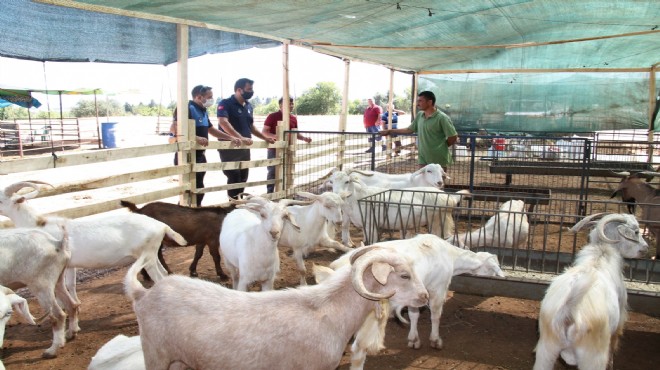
{"left": 43, "top": 186, "right": 187, "bottom": 219}
{"left": 37, "top": 165, "right": 187, "bottom": 197}
{"left": 0, "top": 143, "right": 186, "bottom": 174}
{"left": 196, "top": 158, "right": 275, "bottom": 172}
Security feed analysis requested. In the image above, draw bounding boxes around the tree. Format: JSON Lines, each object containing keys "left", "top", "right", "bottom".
{"left": 348, "top": 99, "right": 362, "bottom": 114}
{"left": 295, "top": 82, "right": 341, "bottom": 115}
{"left": 71, "top": 99, "right": 122, "bottom": 118}
{"left": 254, "top": 98, "right": 279, "bottom": 115}
{"left": 124, "top": 102, "right": 134, "bottom": 114}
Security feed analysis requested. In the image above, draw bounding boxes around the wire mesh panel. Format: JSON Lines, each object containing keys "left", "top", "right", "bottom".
{"left": 358, "top": 189, "right": 659, "bottom": 292}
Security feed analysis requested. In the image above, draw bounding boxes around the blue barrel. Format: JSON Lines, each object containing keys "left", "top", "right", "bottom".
{"left": 101, "top": 122, "right": 118, "bottom": 148}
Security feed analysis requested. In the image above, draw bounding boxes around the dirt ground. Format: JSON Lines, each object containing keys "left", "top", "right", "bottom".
{"left": 2, "top": 242, "right": 659, "bottom": 370}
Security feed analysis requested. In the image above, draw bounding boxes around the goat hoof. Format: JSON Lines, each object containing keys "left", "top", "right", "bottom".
{"left": 42, "top": 351, "right": 57, "bottom": 359}
{"left": 408, "top": 340, "right": 421, "bottom": 350}
{"left": 65, "top": 332, "right": 76, "bottom": 341}
{"left": 430, "top": 340, "right": 443, "bottom": 350}
{"left": 189, "top": 272, "right": 199, "bottom": 278}
{"left": 218, "top": 273, "right": 230, "bottom": 281}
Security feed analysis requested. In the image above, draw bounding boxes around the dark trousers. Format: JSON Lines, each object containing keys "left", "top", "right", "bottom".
{"left": 266, "top": 148, "right": 276, "bottom": 193}
{"left": 219, "top": 148, "right": 251, "bottom": 199}
{"left": 174, "top": 151, "right": 206, "bottom": 206}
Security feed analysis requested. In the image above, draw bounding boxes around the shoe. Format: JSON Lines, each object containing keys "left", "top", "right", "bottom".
{"left": 364, "top": 147, "right": 375, "bottom": 153}
{"left": 382, "top": 145, "right": 387, "bottom": 152}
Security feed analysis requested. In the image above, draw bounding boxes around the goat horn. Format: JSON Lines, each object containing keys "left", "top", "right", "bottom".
{"left": 350, "top": 246, "right": 396, "bottom": 301}
{"left": 595, "top": 213, "right": 630, "bottom": 244}
{"left": 0, "top": 286, "right": 14, "bottom": 295}
{"left": 3, "top": 181, "right": 52, "bottom": 196}
{"left": 296, "top": 191, "right": 320, "bottom": 201}
{"left": 316, "top": 167, "right": 339, "bottom": 182}
{"left": 612, "top": 171, "right": 630, "bottom": 177}
{"left": 570, "top": 213, "right": 610, "bottom": 233}
{"left": 279, "top": 198, "right": 311, "bottom": 207}
{"left": 347, "top": 169, "right": 374, "bottom": 177}
{"left": 33, "top": 309, "right": 51, "bottom": 325}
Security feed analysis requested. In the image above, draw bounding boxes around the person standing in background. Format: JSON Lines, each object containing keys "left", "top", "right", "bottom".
{"left": 169, "top": 85, "right": 242, "bottom": 206}
{"left": 261, "top": 97, "right": 312, "bottom": 193}
{"left": 380, "top": 91, "right": 458, "bottom": 168}
{"left": 216, "top": 78, "right": 275, "bottom": 199}
{"left": 362, "top": 97, "right": 383, "bottom": 153}
{"left": 381, "top": 103, "right": 405, "bottom": 156}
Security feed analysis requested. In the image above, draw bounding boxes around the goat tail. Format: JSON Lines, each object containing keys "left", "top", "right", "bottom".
{"left": 549, "top": 271, "right": 595, "bottom": 343}
{"left": 120, "top": 200, "right": 139, "bottom": 212}
{"left": 124, "top": 255, "right": 149, "bottom": 303}
{"left": 164, "top": 227, "right": 187, "bottom": 246}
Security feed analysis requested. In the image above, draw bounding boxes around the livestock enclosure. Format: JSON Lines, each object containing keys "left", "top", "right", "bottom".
{"left": 0, "top": 117, "right": 658, "bottom": 369}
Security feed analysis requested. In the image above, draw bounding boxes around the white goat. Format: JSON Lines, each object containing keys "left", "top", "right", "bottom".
{"left": 533, "top": 213, "right": 648, "bottom": 370}
{"left": 0, "top": 228, "right": 78, "bottom": 358}
{"left": 219, "top": 196, "right": 300, "bottom": 291}
{"left": 1, "top": 286, "right": 39, "bottom": 370}
{"left": 124, "top": 246, "right": 429, "bottom": 370}
{"left": 331, "top": 170, "right": 466, "bottom": 246}
{"left": 88, "top": 335, "right": 145, "bottom": 370}
{"left": 278, "top": 191, "right": 351, "bottom": 285}
{"left": 448, "top": 199, "right": 529, "bottom": 249}
{"left": 325, "top": 234, "right": 505, "bottom": 370}
{"left": 0, "top": 181, "right": 186, "bottom": 336}
{"left": 347, "top": 163, "right": 449, "bottom": 189}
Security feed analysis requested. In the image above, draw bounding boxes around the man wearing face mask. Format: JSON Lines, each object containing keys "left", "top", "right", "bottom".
{"left": 169, "top": 85, "right": 243, "bottom": 206}
{"left": 217, "top": 78, "right": 275, "bottom": 199}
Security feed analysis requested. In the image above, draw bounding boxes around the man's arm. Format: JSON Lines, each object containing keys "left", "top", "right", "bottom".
{"left": 446, "top": 135, "right": 458, "bottom": 146}
{"left": 218, "top": 117, "right": 253, "bottom": 145}
{"left": 251, "top": 125, "right": 276, "bottom": 144}
{"left": 209, "top": 126, "right": 243, "bottom": 146}
{"left": 380, "top": 127, "right": 413, "bottom": 136}
{"left": 168, "top": 122, "right": 177, "bottom": 144}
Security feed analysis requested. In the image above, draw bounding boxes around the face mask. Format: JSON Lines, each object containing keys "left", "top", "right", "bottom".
{"left": 241, "top": 90, "right": 254, "bottom": 100}
{"left": 203, "top": 99, "right": 213, "bottom": 108}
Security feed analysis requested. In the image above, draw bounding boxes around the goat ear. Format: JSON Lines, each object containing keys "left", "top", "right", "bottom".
{"left": 617, "top": 225, "right": 638, "bottom": 242}
{"left": 285, "top": 211, "right": 301, "bottom": 231}
{"left": 371, "top": 262, "right": 393, "bottom": 285}
{"left": 312, "top": 265, "right": 334, "bottom": 284}
{"left": 8, "top": 294, "right": 36, "bottom": 325}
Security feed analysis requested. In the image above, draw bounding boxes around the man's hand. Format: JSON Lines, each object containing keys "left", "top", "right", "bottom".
{"left": 264, "top": 137, "right": 276, "bottom": 144}
{"left": 241, "top": 137, "right": 253, "bottom": 146}
{"left": 196, "top": 137, "right": 209, "bottom": 146}
{"left": 380, "top": 129, "right": 390, "bottom": 137}
{"left": 302, "top": 136, "right": 312, "bottom": 143}
{"left": 231, "top": 137, "right": 242, "bottom": 147}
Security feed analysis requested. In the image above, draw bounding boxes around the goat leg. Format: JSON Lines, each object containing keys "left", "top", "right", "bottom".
{"left": 208, "top": 244, "right": 229, "bottom": 280}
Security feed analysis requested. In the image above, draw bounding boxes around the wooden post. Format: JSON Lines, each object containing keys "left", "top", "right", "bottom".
{"left": 94, "top": 91, "right": 101, "bottom": 149}
{"left": 385, "top": 68, "right": 395, "bottom": 157}
{"left": 176, "top": 24, "right": 194, "bottom": 206}
{"left": 338, "top": 59, "right": 350, "bottom": 170}
{"left": 279, "top": 42, "right": 291, "bottom": 195}
{"left": 648, "top": 66, "right": 656, "bottom": 164}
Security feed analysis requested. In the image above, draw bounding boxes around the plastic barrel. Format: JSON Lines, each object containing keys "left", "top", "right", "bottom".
{"left": 493, "top": 137, "right": 506, "bottom": 151}
{"left": 101, "top": 122, "right": 118, "bottom": 148}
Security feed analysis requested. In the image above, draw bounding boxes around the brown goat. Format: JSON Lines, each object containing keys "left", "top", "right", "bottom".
{"left": 120, "top": 200, "right": 235, "bottom": 279}
{"left": 611, "top": 173, "right": 660, "bottom": 258}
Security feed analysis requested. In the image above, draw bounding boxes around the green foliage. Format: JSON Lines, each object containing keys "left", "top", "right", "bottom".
{"left": 348, "top": 99, "right": 362, "bottom": 114}
{"left": 0, "top": 106, "right": 30, "bottom": 120}
{"left": 295, "top": 82, "right": 341, "bottom": 115}
{"left": 71, "top": 99, "right": 123, "bottom": 118}
{"left": 254, "top": 98, "right": 279, "bottom": 115}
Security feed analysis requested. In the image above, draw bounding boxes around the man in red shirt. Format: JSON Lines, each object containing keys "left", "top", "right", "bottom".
{"left": 261, "top": 97, "right": 312, "bottom": 193}
{"left": 363, "top": 97, "right": 383, "bottom": 153}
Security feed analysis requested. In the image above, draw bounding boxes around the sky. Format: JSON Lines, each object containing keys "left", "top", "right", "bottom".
{"left": 0, "top": 45, "right": 412, "bottom": 110}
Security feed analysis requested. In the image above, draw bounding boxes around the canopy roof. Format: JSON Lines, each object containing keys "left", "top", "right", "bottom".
{"left": 17, "top": 0, "right": 659, "bottom": 72}
{"left": 0, "top": 88, "right": 41, "bottom": 108}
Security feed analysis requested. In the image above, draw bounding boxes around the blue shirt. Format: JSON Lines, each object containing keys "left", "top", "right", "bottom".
{"left": 381, "top": 111, "right": 399, "bottom": 124}
{"left": 217, "top": 95, "right": 254, "bottom": 138}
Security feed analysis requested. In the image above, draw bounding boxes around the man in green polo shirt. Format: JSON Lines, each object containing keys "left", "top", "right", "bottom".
{"left": 380, "top": 90, "right": 458, "bottom": 168}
